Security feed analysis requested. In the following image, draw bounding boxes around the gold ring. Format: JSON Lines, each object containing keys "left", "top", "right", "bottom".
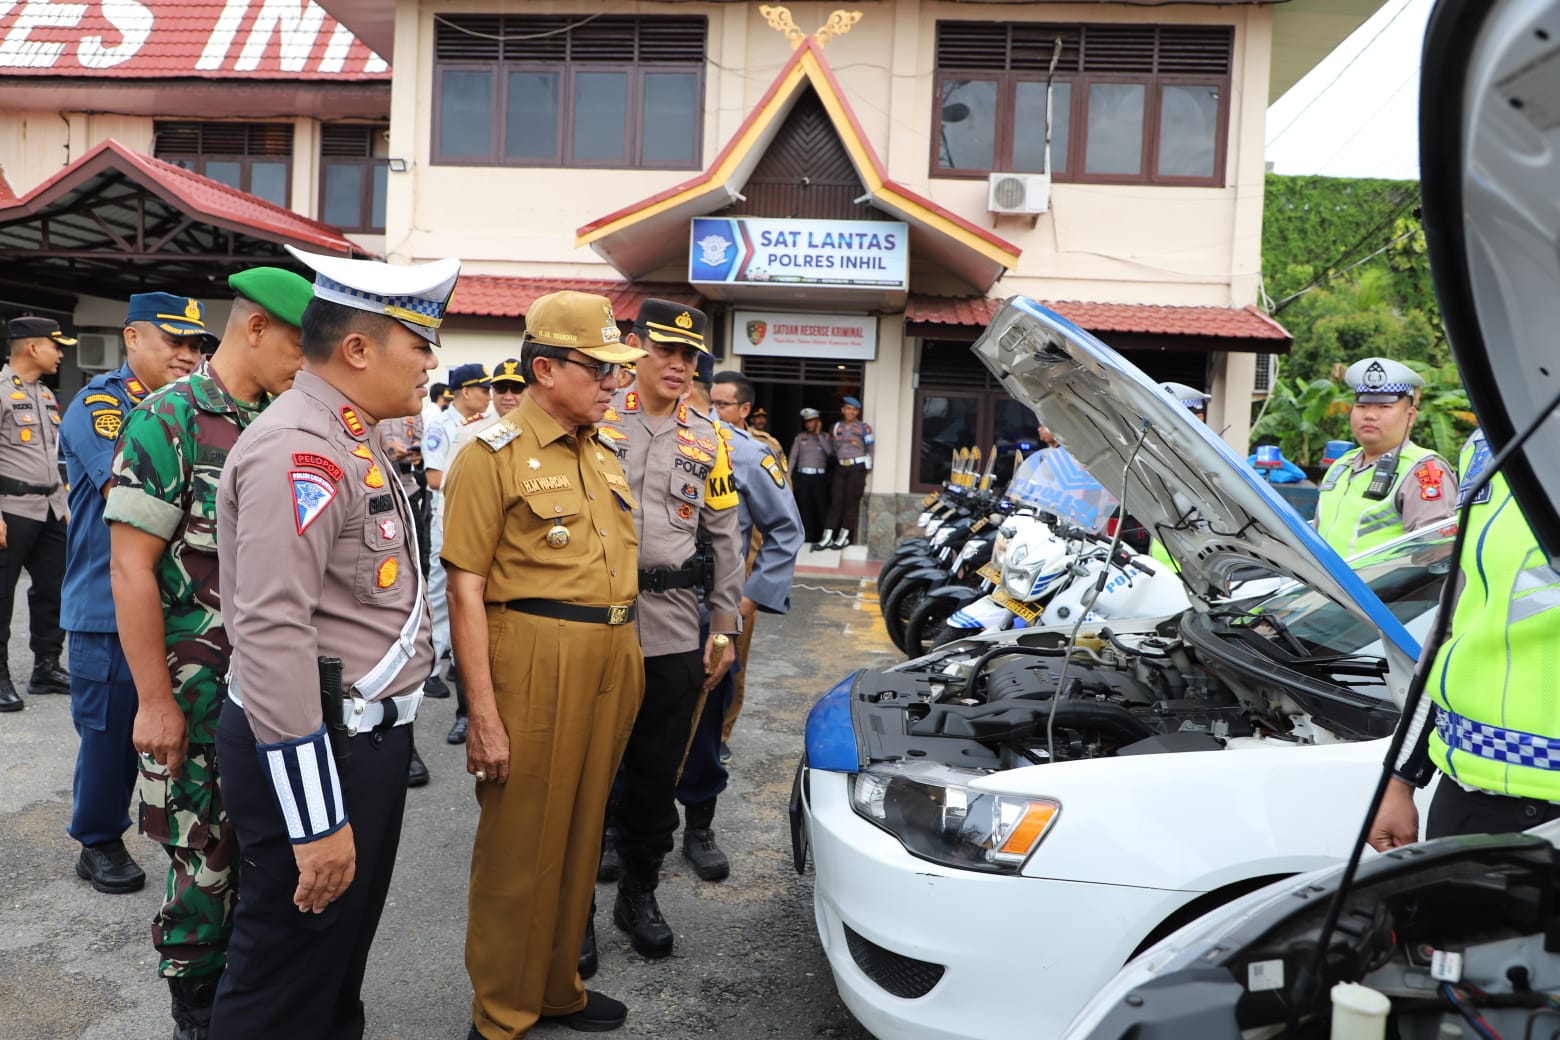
{"left": 475, "top": 770, "right": 487, "bottom": 781}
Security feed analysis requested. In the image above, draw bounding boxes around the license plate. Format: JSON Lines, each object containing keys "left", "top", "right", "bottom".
{"left": 977, "top": 562, "right": 1002, "bottom": 584}
{"left": 969, "top": 516, "right": 988, "bottom": 534}
{"left": 923, "top": 492, "right": 940, "bottom": 507}
{"left": 991, "top": 585, "right": 1041, "bottom": 625}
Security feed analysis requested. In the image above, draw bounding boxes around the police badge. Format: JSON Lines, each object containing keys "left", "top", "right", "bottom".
{"left": 746, "top": 320, "right": 767, "bottom": 346}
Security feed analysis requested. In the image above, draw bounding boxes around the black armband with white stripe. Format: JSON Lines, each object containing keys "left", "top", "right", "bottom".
{"left": 255, "top": 726, "right": 348, "bottom": 844}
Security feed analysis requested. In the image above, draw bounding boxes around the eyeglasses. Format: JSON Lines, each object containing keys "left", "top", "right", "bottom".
{"left": 552, "top": 355, "right": 621, "bottom": 381}
{"left": 492, "top": 381, "right": 525, "bottom": 392}
{"left": 710, "top": 397, "right": 741, "bottom": 408}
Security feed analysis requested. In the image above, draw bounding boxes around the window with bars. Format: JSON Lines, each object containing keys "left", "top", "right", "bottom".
{"left": 932, "top": 22, "right": 1233, "bottom": 187}
{"left": 432, "top": 14, "right": 706, "bottom": 169}
{"left": 154, "top": 122, "right": 294, "bottom": 207}
{"left": 319, "top": 124, "right": 389, "bottom": 233}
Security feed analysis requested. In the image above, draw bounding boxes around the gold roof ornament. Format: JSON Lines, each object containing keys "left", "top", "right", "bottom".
{"left": 760, "top": 6, "right": 862, "bottom": 50}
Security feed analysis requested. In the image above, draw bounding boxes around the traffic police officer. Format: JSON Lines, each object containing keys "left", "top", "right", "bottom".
{"left": 0, "top": 315, "right": 73, "bottom": 711}
{"left": 1369, "top": 428, "right": 1560, "bottom": 847}
{"left": 1160, "top": 381, "right": 1210, "bottom": 421}
{"left": 596, "top": 299, "right": 744, "bottom": 959}
{"left": 106, "top": 267, "right": 311, "bottom": 1040}
{"left": 442, "top": 290, "right": 647, "bottom": 1039}
{"left": 1314, "top": 357, "right": 1456, "bottom": 556}
{"left": 208, "top": 247, "right": 457, "bottom": 1040}
{"left": 816, "top": 395, "right": 873, "bottom": 550}
{"left": 684, "top": 369, "right": 803, "bottom": 877}
{"left": 62, "top": 291, "right": 210, "bottom": 895}
{"left": 789, "top": 406, "right": 832, "bottom": 546}
{"left": 492, "top": 356, "right": 526, "bottom": 416}
{"left": 424, "top": 361, "right": 494, "bottom": 746}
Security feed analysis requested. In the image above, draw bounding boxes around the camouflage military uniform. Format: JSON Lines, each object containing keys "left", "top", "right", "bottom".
{"left": 103, "top": 366, "right": 265, "bottom": 977}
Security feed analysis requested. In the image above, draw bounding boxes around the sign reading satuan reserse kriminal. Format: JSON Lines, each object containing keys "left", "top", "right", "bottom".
{"left": 734, "top": 310, "right": 878, "bottom": 360}
{"left": 690, "top": 217, "right": 908, "bottom": 291}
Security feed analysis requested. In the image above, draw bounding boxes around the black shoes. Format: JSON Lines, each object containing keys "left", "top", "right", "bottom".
{"left": 682, "top": 828, "right": 730, "bottom": 881}
{"left": 75, "top": 839, "right": 146, "bottom": 893}
{"left": 423, "top": 673, "right": 450, "bottom": 699}
{"left": 579, "top": 913, "right": 598, "bottom": 980}
{"left": 614, "top": 880, "right": 673, "bottom": 959}
{"left": 0, "top": 675, "right": 21, "bottom": 713}
{"left": 718, "top": 741, "right": 732, "bottom": 765}
{"left": 446, "top": 715, "right": 468, "bottom": 745}
{"left": 830, "top": 528, "right": 852, "bottom": 550}
{"left": 169, "top": 973, "right": 220, "bottom": 1040}
{"left": 27, "top": 655, "right": 70, "bottom": 695}
{"left": 540, "top": 990, "right": 628, "bottom": 1032}
{"left": 408, "top": 747, "right": 429, "bottom": 787}
{"left": 597, "top": 826, "right": 622, "bottom": 883}
{"left": 809, "top": 528, "right": 835, "bottom": 552}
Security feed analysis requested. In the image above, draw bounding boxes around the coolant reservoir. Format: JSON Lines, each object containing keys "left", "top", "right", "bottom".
{"left": 1329, "top": 982, "right": 1390, "bottom": 1040}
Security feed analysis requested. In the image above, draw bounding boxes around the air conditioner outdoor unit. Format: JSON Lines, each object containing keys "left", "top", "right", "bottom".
{"left": 76, "top": 332, "right": 122, "bottom": 372}
{"left": 987, "top": 171, "right": 1051, "bottom": 216}
{"left": 1253, "top": 353, "right": 1278, "bottom": 396}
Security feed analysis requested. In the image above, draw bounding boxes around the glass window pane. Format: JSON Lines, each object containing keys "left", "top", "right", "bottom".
{"left": 1084, "top": 83, "right": 1145, "bottom": 176}
{"left": 505, "top": 70, "right": 559, "bottom": 160}
{"left": 439, "top": 69, "right": 494, "bottom": 159}
{"left": 322, "top": 161, "right": 364, "bottom": 228}
{"left": 917, "top": 394, "right": 981, "bottom": 487}
{"left": 571, "top": 71, "right": 627, "bottom": 162}
{"left": 370, "top": 162, "right": 387, "bottom": 230}
{"left": 992, "top": 397, "right": 1041, "bottom": 486}
{"left": 936, "top": 79, "right": 997, "bottom": 171}
{"left": 1013, "top": 81, "right": 1069, "bottom": 174}
{"left": 1157, "top": 83, "right": 1218, "bottom": 178}
{"left": 250, "top": 162, "right": 288, "bottom": 207}
{"left": 641, "top": 71, "right": 698, "bottom": 165}
{"left": 204, "top": 160, "right": 242, "bottom": 190}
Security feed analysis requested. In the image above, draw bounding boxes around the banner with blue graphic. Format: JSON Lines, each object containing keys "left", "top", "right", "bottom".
{"left": 1007, "top": 447, "right": 1119, "bottom": 533}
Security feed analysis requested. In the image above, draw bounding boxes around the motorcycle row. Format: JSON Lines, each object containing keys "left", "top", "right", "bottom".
{"left": 876, "top": 445, "right": 1190, "bottom": 658}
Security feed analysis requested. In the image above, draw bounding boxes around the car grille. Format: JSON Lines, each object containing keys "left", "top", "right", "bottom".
{"left": 842, "top": 923, "right": 946, "bottom": 999}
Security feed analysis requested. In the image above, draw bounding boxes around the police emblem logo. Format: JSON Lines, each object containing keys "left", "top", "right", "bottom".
{"left": 351, "top": 444, "right": 373, "bottom": 460}
{"left": 19, "top": 428, "right": 31, "bottom": 443}
{"left": 339, "top": 407, "right": 366, "bottom": 438}
{"left": 761, "top": 454, "right": 787, "bottom": 488}
{"left": 674, "top": 310, "right": 694, "bottom": 330}
{"left": 16, "top": 412, "right": 34, "bottom": 425}
{"left": 746, "top": 320, "right": 767, "bottom": 345}
{"left": 678, "top": 503, "right": 694, "bottom": 521}
{"left": 8, "top": 391, "right": 23, "bottom": 401}
{"left": 546, "top": 524, "right": 570, "bottom": 549}
{"left": 290, "top": 471, "right": 337, "bottom": 534}
{"left": 92, "top": 409, "right": 122, "bottom": 440}
{"left": 378, "top": 518, "right": 398, "bottom": 541}
{"left": 1363, "top": 362, "right": 1387, "bottom": 389}
{"left": 184, "top": 298, "right": 201, "bottom": 322}
{"left": 677, "top": 444, "right": 712, "bottom": 463}
{"left": 680, "top": 482, "right": 700, "bottom": 501}
{"left": 696, "top": 435, "right": 717, "bottom": 453}
{"left": 376, "top": 556, "right": 399, "bottom": 589}
{"left": 363, "top": 464, "right": 386, "bottom": 489}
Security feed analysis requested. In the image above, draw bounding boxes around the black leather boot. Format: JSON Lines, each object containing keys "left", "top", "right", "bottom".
{"left": 408, "top": 735, "right": 429, "bottom": 788}
{"left": 27, "top": 654, "right": 69, "bottom": 695}
{"left": 169, "top": 972, "right": 220, "bottom": 1040}
{"left": 579, "top": 900, "right": 598, "bottom": 980}
{"left": 0, "top": 670, "right": 21, "bottom": 713}
{"left": 681, "top": 799, "right": 730, "bottom": 881}
{"left": 613, "top": 850, "right": 673, "bottom": 959}
{"left": 597, "top": 802, "right": 622, "bottom": 882}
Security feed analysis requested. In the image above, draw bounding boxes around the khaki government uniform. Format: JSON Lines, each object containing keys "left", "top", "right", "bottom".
{"left": 440, "top": 391, "right": 645, "bottom": 1038}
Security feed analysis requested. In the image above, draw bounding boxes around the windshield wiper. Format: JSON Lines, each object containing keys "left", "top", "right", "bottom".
{"left": 1211, "top": 606, "right": 1309, "bottom": 658}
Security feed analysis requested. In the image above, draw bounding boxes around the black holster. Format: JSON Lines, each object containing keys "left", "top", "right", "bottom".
{"left": 318, "top": 657, "right": 349, "bottom": 767}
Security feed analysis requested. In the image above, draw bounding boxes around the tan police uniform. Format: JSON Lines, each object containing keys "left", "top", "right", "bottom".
{"left": 441, "top": 310, "right": 646, "bottom": 1039}
{"left": 0, "top": 363, "right": 67, "bottom": 521}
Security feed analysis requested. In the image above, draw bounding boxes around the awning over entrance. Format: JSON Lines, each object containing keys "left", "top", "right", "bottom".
{"left": 905, "top": 295, "right": 1293, "bottom": 352}
{"left": 449, "top": 276, "right": 703, "bottom": 322}
{"left": 575, "top": 37, "right": 1021, "bottom": 306}
{"left": 0, "top": 139, "right": 366, "bottom": 302}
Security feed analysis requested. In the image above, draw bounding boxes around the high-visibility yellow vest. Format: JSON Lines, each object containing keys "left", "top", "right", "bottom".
{"left": 1314, "top": 443, "right": 1436, "bottom": 556}
{"left": 1429, "top": 433, "right": 1560, "bottom": 799}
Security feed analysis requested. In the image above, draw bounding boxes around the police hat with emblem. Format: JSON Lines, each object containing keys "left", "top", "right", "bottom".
{"left": 449, "top": 362, "right": 491, "bottom": 389}
{"left": 493, "top": 358, "right": 526, "bottom": 387}
{"left": 524, "top": 290, "right": 646, "bottom": 364}
{"left": 1346, "top": 357, "right": 1424, "bottom": 404}
{"left": 229, "top": 266, "right": 314, "bottom": 328}
{"left": 635, "top": 298, "right": 708, "bottom": 354}
{"left": 6, "top": 316, "right": 77, "bottom": 346}
{"left": 800, "top": 407, "right": 821, "bottom": 420}
{"left": 126, "top": 293, "right": 211, "bottom": 338}
{"left": 284, "top": 245, "right": 460, "bottom": 345}
{"left": 842, "top": 396, "right": 862, "bottom": 409}
{"left": 1160, "top": 381, "right": 1211, "bottom": 410}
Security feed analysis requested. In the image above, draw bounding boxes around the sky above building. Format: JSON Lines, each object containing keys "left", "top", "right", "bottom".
{"left": 1266, "top": 0, "right": 1433, "bottom": 181}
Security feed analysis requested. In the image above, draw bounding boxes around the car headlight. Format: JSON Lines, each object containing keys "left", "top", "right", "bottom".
{"left": 849, "top": 761, "right": 1059, "bottom": 874}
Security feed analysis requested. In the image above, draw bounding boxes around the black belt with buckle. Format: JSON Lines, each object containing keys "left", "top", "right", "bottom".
{"left": 637, "top": 565, "right": 699, "bottom": 594}
{"left": 0, "top": 476, "right": 58, "bottom": 496}
{"left": 507, "top": 599, "right": 636, "bottom": 626}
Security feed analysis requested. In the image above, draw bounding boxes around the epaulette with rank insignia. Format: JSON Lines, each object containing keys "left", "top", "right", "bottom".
{"left": 478, "top": 418, "right": 522, "bottom": 452}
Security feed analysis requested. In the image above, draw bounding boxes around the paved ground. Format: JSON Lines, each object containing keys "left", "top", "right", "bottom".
{"left": 0, "top": 577, "right": 898, "bottom": 1040}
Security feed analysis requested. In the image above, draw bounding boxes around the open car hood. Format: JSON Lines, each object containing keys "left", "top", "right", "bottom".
{"left": 1421, "top": 0, "right": 1560, "bottom": 560}
{"left": 971, "top": 298, "right": 1418, "bottom": 663}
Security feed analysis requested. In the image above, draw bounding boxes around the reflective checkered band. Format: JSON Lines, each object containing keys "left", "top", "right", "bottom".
{"left": 1437, "top": 708, "right": 1560, "bottom": 771}
{"left": 1355, "top": 381, "right": 1415, "bottom": 395}
{"left": 314, "top": 274, "right": 446, "bottom": 322}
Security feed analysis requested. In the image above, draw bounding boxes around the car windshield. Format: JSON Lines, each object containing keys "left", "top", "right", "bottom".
{"left": 1226, "top": 528, "right": 1455, "bottom": 657}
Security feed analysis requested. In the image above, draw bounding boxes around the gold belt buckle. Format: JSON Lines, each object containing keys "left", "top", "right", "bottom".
{"left": 607, "top": 604, "right": 630, "bottom": 626}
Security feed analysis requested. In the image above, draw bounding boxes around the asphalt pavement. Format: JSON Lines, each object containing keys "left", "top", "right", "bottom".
{"left": 0, "top": 576, "right": 898, "bottom": 1040}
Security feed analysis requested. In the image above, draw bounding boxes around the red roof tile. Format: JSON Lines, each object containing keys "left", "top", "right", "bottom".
{"left": 450, "top": 276, "right": 703, "bottom": 321}
{"left": 0, "top": 167, "right": 14, "bottom": 203}
{"left": 906, "top": 295, "right": 1292, "bottom": 342}
{"left": 0, "top": 1, "right": 387, "bottom": 80}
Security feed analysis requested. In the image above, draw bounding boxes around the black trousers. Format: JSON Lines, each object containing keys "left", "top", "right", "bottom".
{"left": 615, "top": 649, "right": 704, "bottom": 862}
{"left": 1426, "top": 778, "right": 1560, "bottom": 839}
{"left": 0, "top": 508, "right": 65, "bottom": 665}
{"left": 793, "top": 473, "right": 830, "bottom": 543}
{"left": 825, "top": 464, "right": 867, "bottom": 532}
{"left": 211, "top": 700, "right": 410, "bottom": 1040}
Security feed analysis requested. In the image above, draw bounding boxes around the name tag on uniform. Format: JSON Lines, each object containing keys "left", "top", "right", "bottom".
{"left": 521, "top": 475, "right": 571, "bottom": 494}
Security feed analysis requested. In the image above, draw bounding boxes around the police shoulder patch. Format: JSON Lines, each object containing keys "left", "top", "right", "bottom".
{"left": 761, "top": 453, "right": 787, "bottom": 489}
{"left": 83, "top": 393, "right": 120, "bottom": 407}
{"left": 478, "top": 418, "right": 521, "bottom": 452}
{"left": 290, "top": 471, "right": 337, "bottom": 534}
{"left": 92, "top": 409, "right": 123, "bottom": 440}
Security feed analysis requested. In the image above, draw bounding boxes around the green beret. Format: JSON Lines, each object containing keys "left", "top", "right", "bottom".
{"left": 228, "top": 267, "right": 314, "bottom": 328}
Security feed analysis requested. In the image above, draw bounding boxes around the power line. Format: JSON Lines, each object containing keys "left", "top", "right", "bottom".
{"left": 1314, "top": 66, "right": 1420, "bottom": 175}
{"left": 1270, "top": 189, "right": 1421, "bottom": 313}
